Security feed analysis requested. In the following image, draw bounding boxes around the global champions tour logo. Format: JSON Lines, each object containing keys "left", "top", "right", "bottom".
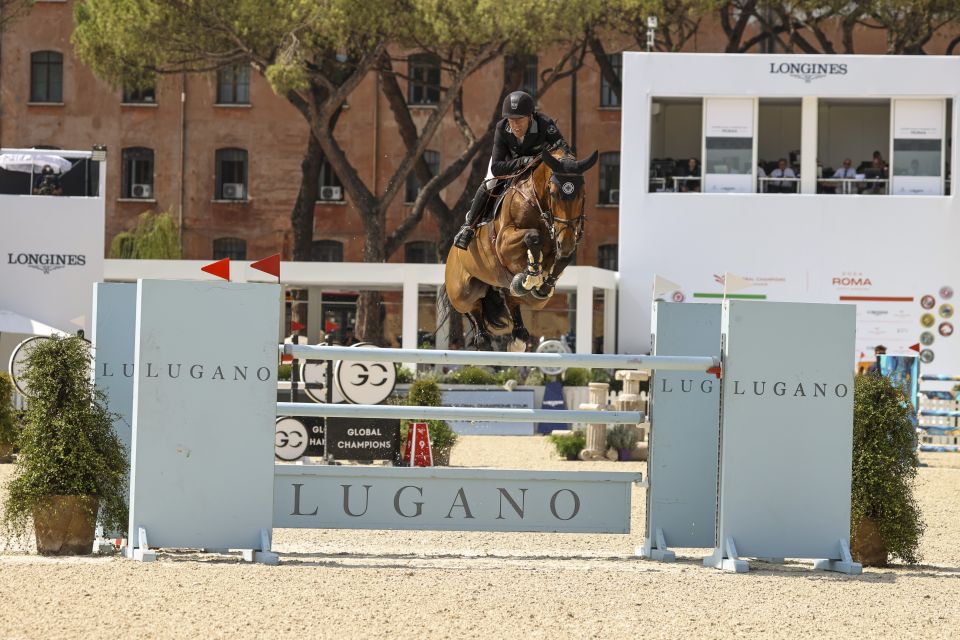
{"left": 7, "top": 252, "right": 87, "bottom": 275}
{"left": 769, "top": 61, "right": 848, "bottom": 84}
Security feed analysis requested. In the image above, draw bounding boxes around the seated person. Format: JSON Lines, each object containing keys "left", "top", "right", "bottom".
{"left": 860, "top": 157, "right": 888, "bottom": 194}
{"left": 872, "top": 150, "right": 888, "bottom": 170}
{"left": 769, "top": 158, "right": 797, "bottom": 193}
{"left": 33, "top": 165, "right": 63, "bottom": 196}
{"left": 678, "top": 157, "right": 700, "bottom": 192}
{"left": 833, "top": 158, "right": 856, "bottom": 179}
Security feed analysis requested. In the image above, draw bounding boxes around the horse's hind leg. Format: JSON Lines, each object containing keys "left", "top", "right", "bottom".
{"left": 465, "top": 310, "right": 493, "bottom": 351}
{"left": 503, "top": 295, "right": 530, "bottom": 345}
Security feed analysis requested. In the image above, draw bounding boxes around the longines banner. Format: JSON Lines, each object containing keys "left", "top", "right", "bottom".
{"left": 128, "top": 280, "right": 281, "bottom": 552}
{"left": 0, "top": 194, "right": 104, "bottom": 334}
{"left": 273, "top": 466, "right": 639, "bottom": 533}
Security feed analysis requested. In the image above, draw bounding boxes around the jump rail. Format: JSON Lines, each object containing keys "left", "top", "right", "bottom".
{"left": 277, "top": 402, "right": 643, "bottom": 424}
{"left": 283, "top": 344, "right": 719, "bottom": 372}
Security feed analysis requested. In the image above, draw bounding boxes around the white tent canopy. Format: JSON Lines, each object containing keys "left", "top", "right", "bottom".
{"left": 0, "top": 309, "right": 68, "bottom": 337}
{"left": 0, "top": 153, "right": 73, "bottom": 174}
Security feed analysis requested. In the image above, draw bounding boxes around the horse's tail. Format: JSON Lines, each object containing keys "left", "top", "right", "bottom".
{"left": 435, "top": 284, "right": 451, "bottom": 334}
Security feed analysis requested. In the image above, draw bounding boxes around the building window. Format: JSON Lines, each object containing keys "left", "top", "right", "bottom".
{"left": 122, "top": 84, "right": 156, "bottom": 104}
{"left": 405, "top": 150, "right": 440, "bottom": 204}
{"left": 215, "top": 148, "right": 248, "bottom": 200}
{"left": 217, "top": 65, "right": 250, "bottom": 105}
{"left": 598, "top": 152, "right": 620, "bottom": 205}
{"left": 30, "top": 51, "right": 63, "bottom": 103}
{"left": 404, "top": 241, "right": 438, "bottom": 264}
{"left": 213, "top": 237, "right": 247, "bottom": 260}
{"left": 408, "top": 53, "right": 440, "bottom": 105}
{"left": 121, "top": 147, "right": 155, "bottom": 199}
{"left": 598, "top": 244, "right": 618, "bottom": 271}
{"left": 600, "top": 53, "right": 621, "bottom": 108}
{"left": 317, "top": 156, "right": 344, "bottom": 202}
{"left": 312, "top": 240, "right": 344, "bottom": 262}
{"left": 505, "top": 54, "right": 538, "bottom": 96}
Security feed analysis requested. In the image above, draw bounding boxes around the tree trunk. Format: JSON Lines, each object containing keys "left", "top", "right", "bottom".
{"left": 291, "top": 132, "right": 322, "bottom": 262}
{"left": 356, "top": 214, "right": 387, "bottom": 344}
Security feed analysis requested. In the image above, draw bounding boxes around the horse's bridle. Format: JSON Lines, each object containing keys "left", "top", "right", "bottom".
{"left": 509, "top": 173, "right": 586, "bottom": 257}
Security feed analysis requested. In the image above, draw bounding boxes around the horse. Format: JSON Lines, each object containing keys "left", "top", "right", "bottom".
{"left": 441, "top": 147, "right": 598, "bottom": 350}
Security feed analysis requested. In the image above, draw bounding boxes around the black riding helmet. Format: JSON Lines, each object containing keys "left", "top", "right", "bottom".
{"left": 501, "top": 91, "right": 534, "bottom": 118}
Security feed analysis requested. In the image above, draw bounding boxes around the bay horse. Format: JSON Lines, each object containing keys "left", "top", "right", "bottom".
{"left": 442, "top": 148, "right": 598, "bottom": 350}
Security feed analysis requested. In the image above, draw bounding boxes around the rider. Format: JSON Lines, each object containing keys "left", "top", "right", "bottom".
{"left": 452, "top": 90, "right": 571, "bottom": 250}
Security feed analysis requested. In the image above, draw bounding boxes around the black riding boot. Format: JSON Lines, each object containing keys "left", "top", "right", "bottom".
{"left": 453, "top": 186, "right": 488, "bottom": 250}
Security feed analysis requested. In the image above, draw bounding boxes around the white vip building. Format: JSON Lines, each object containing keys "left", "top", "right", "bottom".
{"left": 618, "top": 53, "right": 960, "bottom": 372}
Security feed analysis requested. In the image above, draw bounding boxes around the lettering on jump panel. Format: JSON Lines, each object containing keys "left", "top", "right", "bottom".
{"left": 325, "top": 417, "right": 400, "bottom": 461}
{"left": 273, "top": 467, "right": 639, "bottom": 533}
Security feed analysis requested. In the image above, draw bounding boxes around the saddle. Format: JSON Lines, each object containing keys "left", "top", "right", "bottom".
{"left": 477, "top": 189, "right": 509, "bottom": 229}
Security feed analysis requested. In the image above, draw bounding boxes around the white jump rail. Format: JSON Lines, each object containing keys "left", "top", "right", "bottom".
{"left": 283, "top": 344, "right": 719, "bottom": 372}
{"left": 277, "top": 402, "right": 643, "bottom": 424}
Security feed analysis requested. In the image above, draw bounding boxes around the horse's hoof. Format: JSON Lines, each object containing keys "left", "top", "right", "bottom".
{"left": 507, "top": 338, "right": 527, "bottom": 352}
{"left": 510, "top": 273, "right": 529, "bottom": 297}
{"left": 530, "top": 285, "right": 553, "bottom": 300}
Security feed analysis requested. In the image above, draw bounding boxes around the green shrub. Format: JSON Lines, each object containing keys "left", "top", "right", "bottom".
{"left": 852, "top": 373, "right": 925, "bottom": 564}
{"left": 548, "top": 431, "right": 586, "bottom": 460}
{"left": 562, "top": 367, "right": 591, "bottom": 387}
{"left": 606, "top": 425, "right": 638, "bottom": 450}
{"left": 402, "top": 377, "right": 457, "bottom": 464}
{"left": 277, "top": 364, "right": 292, "bottom": 381}
{"left": 448, "top": 365, "right": 497, "bottom": 385}
{"left": 407, "top": 377, "right": 442, "bottom": 407}
{"left": 523, "top": 368, "right": 546, "bottom": 386}
{"left": 494, "top": 368, "right": 521, "bottom": 385}
{"left": 396, "top": 367, "right": 415, "bottom": 383}
{"left": 0, "top": 373, "right": 19, "bottom": 447}
{"left": 2, "top": 336, "right": 128, "bottom": 540}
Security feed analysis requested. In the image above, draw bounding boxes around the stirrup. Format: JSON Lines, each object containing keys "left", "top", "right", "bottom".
{"left": 453, "top": 226, "right": 475, "bottom": 250}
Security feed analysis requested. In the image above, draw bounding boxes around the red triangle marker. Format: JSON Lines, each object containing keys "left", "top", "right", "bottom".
{"left": 706, "top": 365, "right": 722, "bottom": 379}
{"left": 909, "top": 343, "right": 921, "bottom": 353}
{"left": 251, "top": 253, "right": 280, "bottom": 280}
{"left": 290, "top": 321, "right": 306, "bottom": 332}
{"left": 201, "top": 258, "right": 230, "bottom": 281}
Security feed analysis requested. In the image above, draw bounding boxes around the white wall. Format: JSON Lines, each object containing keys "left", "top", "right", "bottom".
{"left": 619, "top": 53, "right": 960, "bottom": 373}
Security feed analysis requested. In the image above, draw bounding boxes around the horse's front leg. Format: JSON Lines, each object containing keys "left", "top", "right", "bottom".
{"left": 510, "top": 230, "right": 545, "bottom": 297}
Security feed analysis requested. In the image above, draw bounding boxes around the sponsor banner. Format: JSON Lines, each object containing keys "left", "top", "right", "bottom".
{"left": 714, "top": 300, "right": 855, "bottom": 560}
{"left": 440, "top": 389, "right": 535, "bottom": 435}
{"left": 128, "top": 280, "right": 280, "bottom": 552}
{"left": 0, "top": 194, "right": 104, "bottom": 334}
{"left": 647, "top": 302, "right": 721, "bottom": 549}
{"left": 91, "top": 283, "right": 137, "bottom": 458}
{"left": 273, "top": 466, "right": 639, "bottom": 533}
{"left": 325, "top": 417, "right": 400, "bottom": 461}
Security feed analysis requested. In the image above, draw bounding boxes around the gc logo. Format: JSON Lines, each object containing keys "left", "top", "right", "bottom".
{"left": 334, "top": 345, "right": 397, "bottom": 404}
{"left": 275, "top": 417, "right": 308, "bottom": 461}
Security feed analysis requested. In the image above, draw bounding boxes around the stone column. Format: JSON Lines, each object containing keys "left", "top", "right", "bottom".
{"left": 615, "top": 370, "right": 650, "bottom": 461}
{"left": 579, "top": 382, "right": 610, "bottom": 461}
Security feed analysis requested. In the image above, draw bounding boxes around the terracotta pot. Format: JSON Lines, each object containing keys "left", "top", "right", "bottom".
{"left": 851, "top": 516, "right": 888, "bottom": 567}
{"left": 0, "top": 443, "right": 13, "bottom": 463}
{"left": 32, "top": 495, "right": 99, "bottom": 556}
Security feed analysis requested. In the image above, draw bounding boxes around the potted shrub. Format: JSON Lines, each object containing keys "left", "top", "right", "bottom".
{"left": 548, "top": 430, "right": 586, "bottom": 461}
{"left": 850, "top": 372, "right": 925, "bottom": 566}
{"left": 402, "top": 378, "right": 459, "bottom": 465}
{"left": 1, "top": 336, "right": 127, "bottom": 555}
{"left": 0, "top": 372, "right": 19, "bottom": 462}
{"left": 606, "top": 425, "right": 639, "bottom": 461}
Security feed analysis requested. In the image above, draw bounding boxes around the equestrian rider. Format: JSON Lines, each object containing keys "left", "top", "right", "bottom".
{"left": 452, "top": 90, "right": 570, "bottom": 250}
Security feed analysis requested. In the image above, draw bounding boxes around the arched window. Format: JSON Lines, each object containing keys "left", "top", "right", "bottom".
{"left": 215, "top": 148, "right": 248, "bottom": 200}
{"left": 598, "top": 244, "right": 618, "bottom": 271}
{"left": 317, "top": 155, "right": 344, "bottom": 201}
{"left": 504, "top": 54, "right": 538, "bottom": 96}
{"left": 598, "top": 152, "right": 620, "bottom": 205}
{"left": 404, "top": 241, "right": 438, "bottom": 264}
{"left": 408, "top": 53, "right": 440, "bottom": 105}
{"left": 312, "top": 240, "right": 344, "bottom": 262}
{"left": 121, "top": 147, "right": 155, "bottom": 199}
{"left": 213, "top": 237, "right": 247, "bottom": 260}
{"left": 31, "top": 51, "right": 63, "bottom": 103}
{"left": 405, "top": 150, "right": 440, "bottom": 204}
